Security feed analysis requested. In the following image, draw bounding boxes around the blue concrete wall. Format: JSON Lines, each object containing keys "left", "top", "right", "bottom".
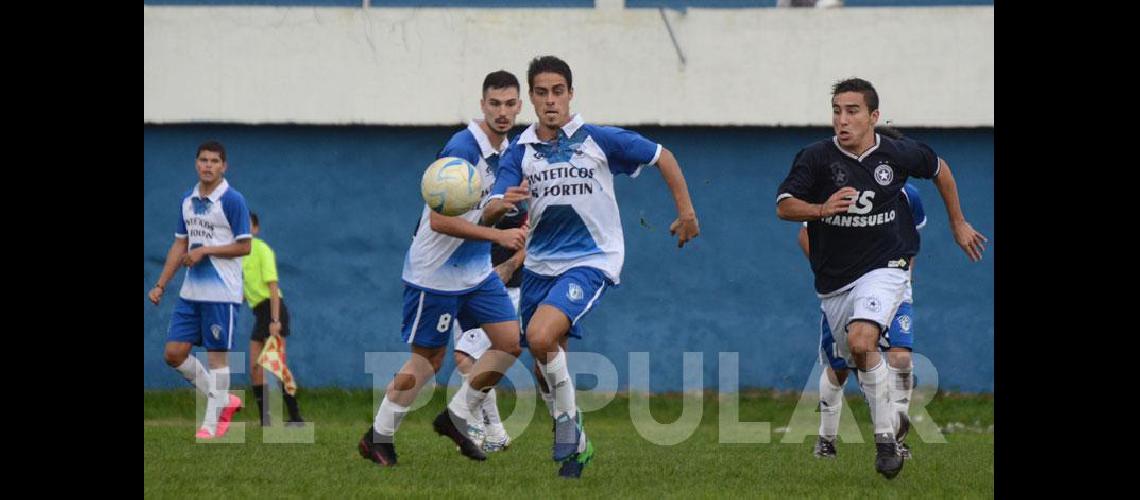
{"left": 143, "top": 125, "right": 993, "bottom": 391}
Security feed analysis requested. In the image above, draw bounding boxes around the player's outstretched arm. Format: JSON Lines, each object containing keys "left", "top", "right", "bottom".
{"left": 655, "top": 148, "right": 700, "bottom": 248}
{"left": 777, "top": 187, "right": 858, "bottom": 222}
{"left": 931, "top": 158, "right": 988, "bottom": 262}
{"left": 430, "top": 210, "right": 525, "bottom": 250}
{"left": 149, "top": 237, "right": 189, "bottom": 305}
{"left": 481, "top": 180, "right": 530, "bottom": 227}
{"left": 493, "top": 245, "right": 526, "bottom": 284}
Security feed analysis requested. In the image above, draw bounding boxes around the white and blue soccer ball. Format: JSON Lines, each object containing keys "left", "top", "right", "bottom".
{"left": 420, "top": 157, "right": 482, "bottom": 216}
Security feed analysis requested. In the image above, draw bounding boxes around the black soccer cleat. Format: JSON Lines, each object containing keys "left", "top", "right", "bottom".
{"left": 358, "top": 426, "right": 398, "bottom": 467}
{"left": 432, "top": 409, "right": 487, "bottom": 461}
{"left": 813, "top": 436, "right": 837, "bottom": 459}
{"left": 874, "top": 433, "right": 904, "bottom": 479}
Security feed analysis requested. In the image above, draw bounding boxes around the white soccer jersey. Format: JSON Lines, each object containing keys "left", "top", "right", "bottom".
{"left": 490, "top": 114, "right": 661, "bottom": 285}
{"left": 175, "top": 178, "right": 251, "bottom": 304}
{"left": 402, "top": 120, "right": 506, "bottom": 293}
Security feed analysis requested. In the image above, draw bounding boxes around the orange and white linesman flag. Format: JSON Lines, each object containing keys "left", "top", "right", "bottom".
{"left": 257, "top": 335, "right": 297, "bottom": 395}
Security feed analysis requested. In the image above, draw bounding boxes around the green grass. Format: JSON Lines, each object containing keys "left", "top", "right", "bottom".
{"left": 144, "top": 388, "right": 993, "bottom": 498}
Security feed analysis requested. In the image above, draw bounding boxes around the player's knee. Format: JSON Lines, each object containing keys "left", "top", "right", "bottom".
{"left": 391, "top": 373, "right": 417, "bottom": 392}
{"left": 526, "top": 331, "right": 557, "bottom": 357}
{"left": 887, "top": 350, "right": 912, "bottom": 369}
{"left": 163, "top": 348, "right": 187, "bottom": 367}
{"left": 847, "top": 336, "right": 876, "bottom": 355}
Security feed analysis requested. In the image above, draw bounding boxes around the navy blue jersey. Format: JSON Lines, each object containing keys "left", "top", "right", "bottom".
{"left": 490, "top": 202, "right": 528, "bottom": 288}
{"left": 778, "top": 133, "right": 939, "bottom": 294}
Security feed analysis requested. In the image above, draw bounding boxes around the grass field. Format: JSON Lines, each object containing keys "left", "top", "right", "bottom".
{"left": 144, "top": 388, "right": 993, "bottom": 498}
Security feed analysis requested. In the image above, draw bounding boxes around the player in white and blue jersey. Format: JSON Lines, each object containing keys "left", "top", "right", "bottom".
{"left": 482, "top": 56, "right": 701, "bottom": 479}
{"left": 777, "top": 79, "right": 988, "bottom": 479}
{"left": 148, "top": 141, "right": 252, "bottom": 440}
{"left": 811, "top": 127, "right": 925, "bottom": 460}
{"left": 359, "top": 71, "right": 528, "bottom": 467}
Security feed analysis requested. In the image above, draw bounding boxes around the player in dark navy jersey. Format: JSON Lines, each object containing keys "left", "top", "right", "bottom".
{"left": 802, "top": 124, "right": 928, "bottom": 461}
{"left": 776, "top": 78, "right": 987, "bottom": 479}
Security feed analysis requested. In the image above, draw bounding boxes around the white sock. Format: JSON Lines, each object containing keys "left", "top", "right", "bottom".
{"left": 859, "top": 359, "right": 894, "bottom": 436}
{"left": 541, "top": 348, "right": 576, "bottom": 418}
{"left": 174, "top": 356, "right": 211, "bottom": 397}
{"left": 465, "top": 382, "right": 489, "bottom": 427}
{"left": 539, "top": 388, "right": 556, "bottom": 418}
{"left": 818, "top": 371, "right": 844, "bottom": 441}
{"left": 211, "top": 366, "right": 231, "bottom": 404}
{"left": 888, "top": 362, "right": 913, "bottom": 426}
{"left": 373, "top": 397, "right": 409, "bottom": 439}
{"left": 448, "top": 376, "right": 471, "bottom": 421}
{"left": 482, "top": 388, "right": 505, "bottom": 436}
{"left": 200, "top": 366, "right": 230, "bottom": 433}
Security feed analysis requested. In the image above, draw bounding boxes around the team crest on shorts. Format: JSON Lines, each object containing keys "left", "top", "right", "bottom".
{"left": 865, "top": 297, "right": 881, "bottom": 313}
{"left": 874, "top": 164, "right": 894, "bottom": 186}
{"left": 897, "top": 315, "right": 912, "bottom": 333}
{"left": 567, "top": 283, "right": 584, "bottom": 302}
{"left": 211, "top": 324, "right": 223, "bottom": 340}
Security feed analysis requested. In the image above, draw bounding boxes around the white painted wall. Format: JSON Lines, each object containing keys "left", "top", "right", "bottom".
{"left": 144, "top": 5, "right": 993, "bottom": 127}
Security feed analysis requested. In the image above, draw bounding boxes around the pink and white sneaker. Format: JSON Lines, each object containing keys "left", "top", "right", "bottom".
{"left": 215, "top": 394, "right": 243, "bottom": 437}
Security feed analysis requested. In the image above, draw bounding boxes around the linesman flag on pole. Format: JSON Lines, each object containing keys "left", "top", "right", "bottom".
{"left": 257, "top": 335, "right": 297, "bottom": 395}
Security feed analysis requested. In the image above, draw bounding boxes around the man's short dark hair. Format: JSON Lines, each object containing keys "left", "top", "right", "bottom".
{"left": 250, "top": 212, "right": 259, "bottom": 227}
{"left": 196, "top": 141, "right": 227, "bottom": 162}
{"left": 527, "top": 55, "right": 572, "bottom": 91}
{"left": 483, "top": 70, "right": 520, "bottom": 94}
{"left": 831, "top": 78, "right": 879, "bottom": 112}
{"left": 877, "top": 123, "right": 904, "bottom": 140}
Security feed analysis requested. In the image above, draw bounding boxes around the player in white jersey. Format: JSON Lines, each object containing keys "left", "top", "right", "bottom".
{"left": 359, "top": 71, "right": 528, "bottom": 467}
{"left": 482, "top": 56, "right": 700, "bottom": 478}
{"left": 148, "top": 141, "right": 252, "bottom": 440}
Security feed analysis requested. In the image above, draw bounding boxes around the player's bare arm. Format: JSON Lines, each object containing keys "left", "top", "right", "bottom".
{"left": 493, "top": 242, "right": 527, "bottom": 283}
{"left": 655, "top": 147, "right": 700, "bottom": 248}
{"left": 430, "top": 210, "right": 525, "bottom": 250}
{"left": 481, "top": 180, "right": 530, "bottom": 227}
{"left": 267, "top": 280, "right": 283, "bottom": 338}
{"left": 797, "top": 226, "right": 810, "bottom": 258}
{"left": 931, "top": 158, "right": 988, "bottom": 262}
{"left": 777, "top": 186, "right": 858, "bottom": 221}
{"left": 149, "top": 237, "right": 190, "bottom": 305}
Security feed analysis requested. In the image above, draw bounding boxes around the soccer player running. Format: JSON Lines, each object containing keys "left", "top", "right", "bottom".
{"left": 148, "top": 141, "right": 252, "bottom": 440}
{"left": 358, "top": 71, "right": 528, "bottom": 467}
{"left": 776, "top": 79, "right": 987, "bottom": 479}
{"left": 803, "top": 125, "right": 925, "bottom": 460}
{"left": 482, "top": 56, "right": 700, "bottom": 478}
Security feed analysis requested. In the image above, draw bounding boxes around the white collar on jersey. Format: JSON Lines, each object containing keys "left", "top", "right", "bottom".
{"left": 832, "top": 132, "right": 881, "bottom": 162}
{"left": 467, "top": 119, "right": 509, "bottom": 159}
{"left": 192, "top": 178, "right": 230, "bottom": 202}
{"left": 517, "top": 113, "right": 585, "bottom": 145}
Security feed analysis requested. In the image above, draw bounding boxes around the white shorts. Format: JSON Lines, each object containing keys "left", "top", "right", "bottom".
{"left": 819, "top": 268, "right": 909, "bottom": 366}
{"left": 454, "top": 287, "right": 520, "bottom": 359}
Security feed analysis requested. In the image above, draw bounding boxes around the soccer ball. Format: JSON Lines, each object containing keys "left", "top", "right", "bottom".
{"left": 420, "top": 157, "right": 483, "bottom": 216}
